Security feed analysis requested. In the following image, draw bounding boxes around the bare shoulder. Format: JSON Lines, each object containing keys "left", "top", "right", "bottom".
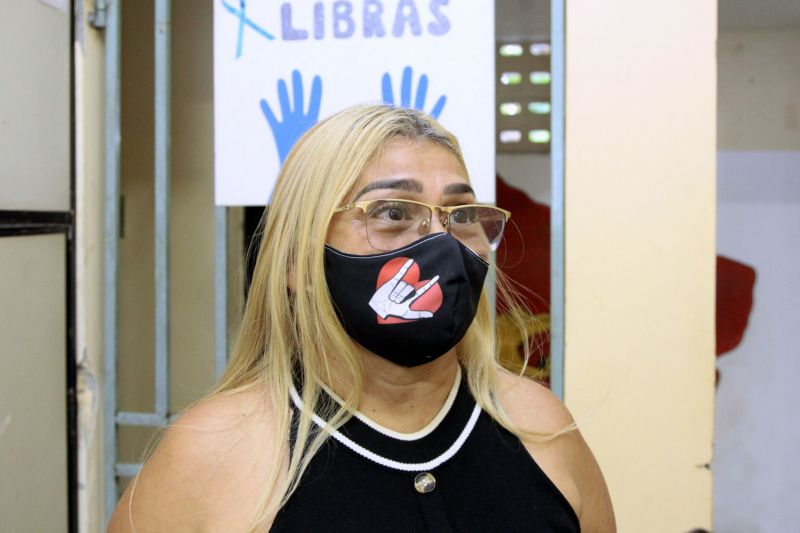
{"left": 495, "top": 370, "right": 574, "bottom": 432}
{"left": 107, "top": 384, "right": 285, "bottom": 532}
{"left": 495, "top": 370, "right": 616, "bottom": 533}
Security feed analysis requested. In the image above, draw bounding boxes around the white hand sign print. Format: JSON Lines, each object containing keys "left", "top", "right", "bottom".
{"left": 369, "top": 259, "right": 440, "bottom": 320}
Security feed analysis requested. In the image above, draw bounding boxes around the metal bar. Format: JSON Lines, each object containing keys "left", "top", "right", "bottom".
{"left": 154, "top": 0, "right": 171, "bottom": 419}
{"left": 115, "top": 411, "right": 169, "bottom": 427}
{"left": 549, "top": 0, "right": 566, "bottom": 401}
{"left": 89, "top": 0, "right": 109, "bottom": 29}
{"left": 0, "top": 210, "right": 74, "bottom": 226}
{"left": 115, "top": 463, "right": 143, "bottom": 478}
{"left": 215, "top": 206, "right": 228, "bottom": 380}
{"left": 102, "top": 0, "right": 121, "bottom": 523}
{"left": 0, "top": 211, "right": 73, "bottom": 237}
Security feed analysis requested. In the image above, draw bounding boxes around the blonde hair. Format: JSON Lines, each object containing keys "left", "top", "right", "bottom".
{"left": 213, "top": 104, "right": 539, "bottom": 530}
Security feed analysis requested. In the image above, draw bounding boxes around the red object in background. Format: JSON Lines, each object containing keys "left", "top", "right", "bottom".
{"left": 495, "top": 177, "right": 551, "bottom": 311}
{"left": 495, "top": 177, "right": 552, "bottom": 370}
{"left": 716, "top": 256, "right": 756, "bottom": 356}
{"left": 495, "top": 175, "right": 756, "bottom": 365}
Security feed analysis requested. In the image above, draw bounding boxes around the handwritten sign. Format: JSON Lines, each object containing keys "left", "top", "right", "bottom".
{"left": 214, "top": 0, "right": 495, "bottom": 205}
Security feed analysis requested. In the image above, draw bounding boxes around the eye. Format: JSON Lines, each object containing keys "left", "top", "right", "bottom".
{"left": 385, "top": 207, "right": 405, "bottom": 221}
{"left": 369, "top": 201, "right": 411, "bottom": 222}
{"left": 451, "top": 207, "right": 477, "bottom": 225}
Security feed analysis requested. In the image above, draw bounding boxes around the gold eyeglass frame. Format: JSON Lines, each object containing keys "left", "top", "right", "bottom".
{"left": 333, "top": 198, "right": 511, "bottom": 234}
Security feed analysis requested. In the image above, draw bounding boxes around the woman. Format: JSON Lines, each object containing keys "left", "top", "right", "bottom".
{"left": 109, "top": 105, "right": 615, "bottom": 532}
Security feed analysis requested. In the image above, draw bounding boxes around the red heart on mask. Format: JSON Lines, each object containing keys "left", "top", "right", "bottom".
{"left": 375, "top": 256, "right": 443, "bottom": 324}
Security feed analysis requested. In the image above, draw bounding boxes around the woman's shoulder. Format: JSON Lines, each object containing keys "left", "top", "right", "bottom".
{"left": 494, "top": 370, "right": 616, "bottom": 532}
{"left": 495, "top": 369, "right": 574, "bottom": 432}
{"left": 107, "top": 383, "right": 285, "bottom": 532}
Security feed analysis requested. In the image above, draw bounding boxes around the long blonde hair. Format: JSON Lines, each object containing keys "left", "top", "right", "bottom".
{"left": 214, "top": 104, "right": 537, "bottom": 529}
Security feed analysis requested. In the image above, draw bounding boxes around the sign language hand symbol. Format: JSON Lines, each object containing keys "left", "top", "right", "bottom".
{"left": 259, "top": 69, "right": 322, "bottom": 164}
{"left": 369, "top": 259, "right": 440, "bottom": 320}
{"left": 381, "top": 66, "right": 447, "bottom": 119}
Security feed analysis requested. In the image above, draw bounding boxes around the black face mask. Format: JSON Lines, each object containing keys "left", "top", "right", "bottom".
{"left": 324, "top": 233, "right": 489, "bottom": 367}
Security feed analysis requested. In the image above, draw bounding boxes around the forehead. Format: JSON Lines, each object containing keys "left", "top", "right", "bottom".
{"left": 353, "top": 139, "right": 470, "bottom": 196}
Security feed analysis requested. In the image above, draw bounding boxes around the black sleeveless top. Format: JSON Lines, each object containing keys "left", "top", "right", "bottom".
{"left": 271, "top": 370, "right": 579, "bottom": 532}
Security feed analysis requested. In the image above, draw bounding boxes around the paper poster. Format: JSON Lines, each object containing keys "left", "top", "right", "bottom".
{"left": 214, "top": 0, "right": 495, "bottom": 205}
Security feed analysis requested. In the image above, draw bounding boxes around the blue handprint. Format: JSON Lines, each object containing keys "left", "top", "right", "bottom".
{"left": 381, "top": 66, "right": 447, "bottom": 119}
{"left": 260, "top": 70, "right": 322, "bottom": 165}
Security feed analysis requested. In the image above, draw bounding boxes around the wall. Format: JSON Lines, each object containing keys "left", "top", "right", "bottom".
{"left": 718, "top": 31, "right": 800, "bottom": 151}
{"left": 0, "top": 0, "right": 71, "bottom": 211}
{"left": 714, "top": 30, "right": 800, "bottom": 532}
{"left": 496, "top": 153, "right": 550, "bottom": 205}
{"left": 564, "top": 2, "right": 717, "bottom": 531}
{"left": 0, "top": 235, "right": 68, "bottom": 532}
{"left": 0, "top": 1, "right": 71, "bottom": 530}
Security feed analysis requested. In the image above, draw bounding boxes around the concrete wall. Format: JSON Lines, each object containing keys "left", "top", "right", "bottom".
{"left": 564, "top": 2, "right": 717, "bottom": 531}
{"left": 714, "top": 30, "right": 800, "bottom": 533}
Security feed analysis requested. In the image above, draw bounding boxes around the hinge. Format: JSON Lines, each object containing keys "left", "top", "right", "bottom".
{"left": 88, "top": 0, "right": 108, "bottom": 29}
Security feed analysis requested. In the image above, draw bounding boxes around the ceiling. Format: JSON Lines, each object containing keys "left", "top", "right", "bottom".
{"left": 496, "top": 0, "right": 550, "bottom": 40}
{"left": 496, "top": 0, "right": 800, "bottom": 40}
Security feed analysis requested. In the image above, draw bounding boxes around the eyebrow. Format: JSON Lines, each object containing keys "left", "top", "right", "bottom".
{"left": 353, "top": 179, "right": 475, "bottom": 200}
{"left": 353, "top": 179, "right": 423, "bottom": 200}
{"left": 443, "top": 183, "right": 475, "bottom": 196}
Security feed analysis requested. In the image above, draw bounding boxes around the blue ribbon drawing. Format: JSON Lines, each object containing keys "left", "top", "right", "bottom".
{"left": 381, "top": 66, "right": 447, "bottom": 119}
{"left": 220, "top": 0, "right": 275, "bottom": 58}
{"left": 260, "top": 70, "right": 323, "bottom": 164}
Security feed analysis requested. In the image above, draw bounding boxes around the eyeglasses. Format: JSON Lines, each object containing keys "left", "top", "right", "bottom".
{"left": 334, "top": 199, "right": 511, "bottom": 253}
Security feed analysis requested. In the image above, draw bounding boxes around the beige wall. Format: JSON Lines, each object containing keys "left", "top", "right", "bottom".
{"left": 0, "top": 234, "right": 68, "bottom": 532}
{"left": 0, "top": 0, "right": 71, "bottom": 211}
{"left": 564, "top": 2, "right": 717, "bottom": 531}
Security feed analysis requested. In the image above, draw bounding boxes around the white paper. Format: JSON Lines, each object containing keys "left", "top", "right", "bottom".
{"left": 214, "top": 0, "right": 495, "bottom": 206}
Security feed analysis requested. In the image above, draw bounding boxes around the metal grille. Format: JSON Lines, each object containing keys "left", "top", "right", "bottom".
{"left": 99, "top": 0, "right": 229, "bottom": 521}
